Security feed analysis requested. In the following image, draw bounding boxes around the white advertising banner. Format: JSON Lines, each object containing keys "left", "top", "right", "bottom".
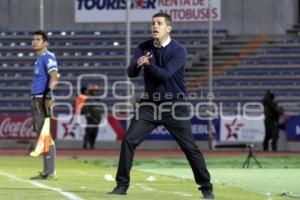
{"left": 220, "top": 116, "right": 265, "bottom": 142}
{"left": 56, "top": 115, "right": 125, "bottom": 141}
{"left": 75, "top": 0, "right": 221, "bottom": 22}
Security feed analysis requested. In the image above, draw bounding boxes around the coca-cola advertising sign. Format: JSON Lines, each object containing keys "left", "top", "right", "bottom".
{"left": 0, "top": 116, "right": 36, "bottom": 139}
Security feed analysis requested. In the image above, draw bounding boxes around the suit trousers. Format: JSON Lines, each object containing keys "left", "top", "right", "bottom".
{"left": 115, "top": 102, "right": 212, "bottom": 190}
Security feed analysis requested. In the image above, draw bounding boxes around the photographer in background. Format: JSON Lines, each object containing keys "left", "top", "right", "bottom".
{"left": 262, "top": 90, "right": 283, "bottom": 152}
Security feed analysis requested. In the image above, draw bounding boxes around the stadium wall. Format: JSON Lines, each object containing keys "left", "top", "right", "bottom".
{"left": 0, "top": 0, "right": 298, "bottom": 35}
{"left": 0, "top": 139, "right": 298, "bottom": 151}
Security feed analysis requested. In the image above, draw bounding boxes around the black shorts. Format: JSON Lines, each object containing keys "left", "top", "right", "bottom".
{"left": 31, "top": 97, "right": 49, "bottom": 133}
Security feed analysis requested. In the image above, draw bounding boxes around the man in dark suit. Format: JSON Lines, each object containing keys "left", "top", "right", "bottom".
{"left": 108, "top": 12, "right": 214, "bottom": 199}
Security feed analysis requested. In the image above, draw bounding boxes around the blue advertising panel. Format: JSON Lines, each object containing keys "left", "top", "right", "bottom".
{"left": 146, "top": 117, "right": 220, "bottom": 141}
{"left": 285, "top": 116, "right": 300, "bottom": 141}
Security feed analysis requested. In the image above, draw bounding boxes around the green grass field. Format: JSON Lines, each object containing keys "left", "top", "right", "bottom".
{"left": 0, "top": 155, "right": 299, "bottom": 200}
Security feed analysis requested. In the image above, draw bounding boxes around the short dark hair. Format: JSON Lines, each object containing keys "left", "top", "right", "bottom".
{"left": 33, "top": 30, "right": 48, "bottom": 42}
{"left": 152, "top": 12, "right": 172, "bottom": 26}
{"left": 80, "top": 87, "right": 88, "bottom": 94}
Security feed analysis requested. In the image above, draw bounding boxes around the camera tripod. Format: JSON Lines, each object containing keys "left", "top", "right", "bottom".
{"left": 242, "top": 144, "right": 262, "bottom": 168}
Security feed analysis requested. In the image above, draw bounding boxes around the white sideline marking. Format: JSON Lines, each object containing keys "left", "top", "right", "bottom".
{"left": 134, "top": 183, "right": 155, "bottom": 192}
{"left": 173, "top": 191, "right": 193, "bottom": 197}
{"left": 134, "top": 183, "right": 194, "bottom": 198}
{"left": 72, "top": 170, "right": 100, "bottom": 177}
{"left": 0, "top": 171, "right": 84, "bottom": 200}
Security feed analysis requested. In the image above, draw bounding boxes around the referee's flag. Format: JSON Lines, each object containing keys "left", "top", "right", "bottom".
{"left": 30, "top": 117, "right": 54, "bottom": 157}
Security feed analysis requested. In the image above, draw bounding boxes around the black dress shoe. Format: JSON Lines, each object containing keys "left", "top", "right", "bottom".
{"left": 201, "top": 189, "right": 215, "bottom": 199}
{"left": 107, "top": 186, "right": 127, "bottom": 195}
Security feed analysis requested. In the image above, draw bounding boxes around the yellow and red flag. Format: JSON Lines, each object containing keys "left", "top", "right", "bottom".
{"left": 30, "top": 117, "right": 55, "bottom": 157}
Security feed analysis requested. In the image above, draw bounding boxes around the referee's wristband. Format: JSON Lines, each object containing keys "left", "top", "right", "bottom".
{"left": 45, "top": 88, "right": 54, "bottom": 100}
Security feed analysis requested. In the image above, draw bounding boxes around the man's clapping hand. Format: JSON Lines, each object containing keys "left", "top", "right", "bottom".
{"left": 137, "top": 52, "right": 152, "bottom": 68}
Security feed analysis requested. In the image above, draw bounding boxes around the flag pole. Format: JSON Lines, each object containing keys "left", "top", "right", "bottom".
{"left": 40, "top": 0, "right": 44, "bottom": 30}
{"left": 208, "top": 0, "right": 214, "bottom": 150}
{"left": 126, "top": 0, "right": 131, "bottom": 130}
